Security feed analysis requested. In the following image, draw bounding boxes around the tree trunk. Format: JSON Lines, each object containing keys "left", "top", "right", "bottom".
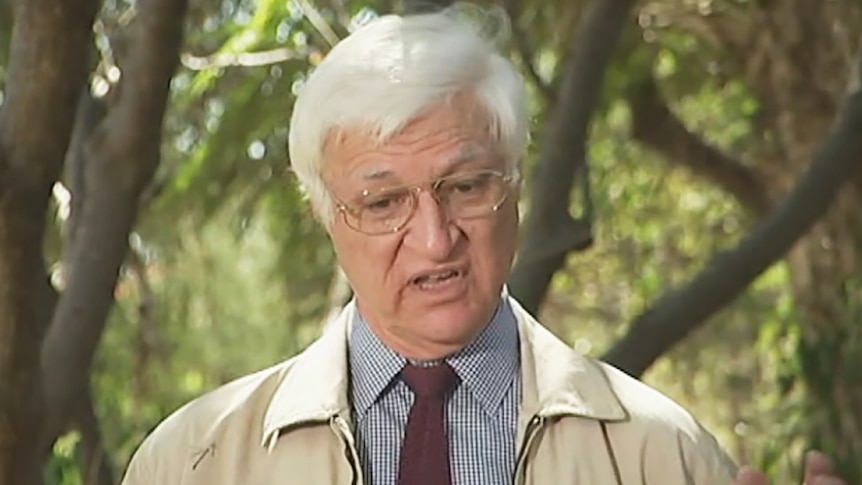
{"left": 0, "top": 1, "right": 99, "bottom": 483}
{"left": 509, "top": 0, "right": 636, "bottom": 313}
{"left": 40, "top": 0, "right": 191, "bottom": 455}
{"left": 0, "top": 184, "right": 52, "bottom": 485}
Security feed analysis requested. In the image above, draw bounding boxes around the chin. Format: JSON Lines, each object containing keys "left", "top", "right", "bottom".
{"left": 416, "top": 304, "right": 492, "bottom": 343}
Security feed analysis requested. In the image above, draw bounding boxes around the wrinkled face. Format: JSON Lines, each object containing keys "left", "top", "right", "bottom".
{"left": 322, "top": 99, "right": 520, "bottom": 360}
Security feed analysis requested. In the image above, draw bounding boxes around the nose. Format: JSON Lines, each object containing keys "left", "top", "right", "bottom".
{"left": 404, "top": 190, "right": 457, "bottom": 260}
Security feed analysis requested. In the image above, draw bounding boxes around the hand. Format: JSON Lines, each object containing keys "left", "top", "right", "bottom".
{"left": 735, "top": 450, "right": 848, "bottom": 485}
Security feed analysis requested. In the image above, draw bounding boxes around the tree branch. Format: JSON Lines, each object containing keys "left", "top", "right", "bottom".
{"left": 500, "top": 0, "right": 555, "bottom": 103}
{"left": 181, "top": 47, "right": 309, "bottom": 70}
{"left": 72, "top": 390, "right": 114, "bottom": 485}
{"left": 627, "top": 75, "right": 772, "bottom": 216}
{"left": 40, "top": 0, "right": 190, "bottom": 452}
{"left": 296, "top": 0, "right": 340, "bottom": 47}
{"left": 63, "top": 90, "right": 109, "bottom": 257}
{"left": 602, "top": 50, "right": 862, "bottom": 377}
{"left": 53, "top": 92, "right": 117, "bottom": 485}
{"left": 0, "top": 0, "right": 98, "bottom": 182}
{"left": 508, "top": 0, "right": 637, "bottom": 314}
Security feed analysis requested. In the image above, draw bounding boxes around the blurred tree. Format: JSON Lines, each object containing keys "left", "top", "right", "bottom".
{"left": 0, "top": 0, "right": 188, "bottom": 484}
{"left": 0, "top": 1, "right": 102, "bottom": 484}
{"left": 608, "top": 2, "right": 862, "bottom": 478}
{"left": 0, "top": 0, "right": 861, "bottom": 484}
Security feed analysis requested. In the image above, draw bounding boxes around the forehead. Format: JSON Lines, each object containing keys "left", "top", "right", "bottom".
{"left": 322, "top": 99, "right": 500, "bottom": 183}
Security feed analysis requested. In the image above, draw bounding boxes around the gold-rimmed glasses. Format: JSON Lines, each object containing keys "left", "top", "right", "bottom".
{"left": 333, "top": 169, "right": 516, "bottom": 235}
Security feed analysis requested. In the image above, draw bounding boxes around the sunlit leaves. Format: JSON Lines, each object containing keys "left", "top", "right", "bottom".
{"left": 44, "top": 432, "right": 84, "bottom": 485}
{"left": 38, "top": 0, "right": 857, "bottom": 482}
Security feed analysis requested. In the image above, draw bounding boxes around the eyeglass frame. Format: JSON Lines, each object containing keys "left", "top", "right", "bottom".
{"left": 330, "top": 168, "right": 519, "bottom": 236}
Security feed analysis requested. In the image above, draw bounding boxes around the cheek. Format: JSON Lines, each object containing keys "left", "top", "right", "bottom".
{"left": 467, "top": 216, "right": 518, "bottom": 278}
{"left": 331, "top": 227, "right": 401, "bottom": 286}
{"left": 330, "top": 228, "right": 365, "bottom": 276}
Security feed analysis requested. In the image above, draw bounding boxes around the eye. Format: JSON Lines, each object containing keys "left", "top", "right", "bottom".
{"left": 361, "top": 190, "right": 410, "bottom": 215}
{"left": 449, "top": 173, "right": 491, "bottom": 194}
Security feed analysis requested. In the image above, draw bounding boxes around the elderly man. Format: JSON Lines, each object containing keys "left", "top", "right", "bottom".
{"left": 121, "top": 6, "right": 850, "bottom": 485}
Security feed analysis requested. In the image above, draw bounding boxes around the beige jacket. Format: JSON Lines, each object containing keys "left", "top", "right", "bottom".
{"left": 121, "top": 298, "right": 738, "bottom": 484}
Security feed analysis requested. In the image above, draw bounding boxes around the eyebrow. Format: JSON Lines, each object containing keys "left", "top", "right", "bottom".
{"left": 357, "top": 143, "right": 489, "bottom": 181}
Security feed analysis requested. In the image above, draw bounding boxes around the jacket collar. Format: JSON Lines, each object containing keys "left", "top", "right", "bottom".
{"left": 261, "top": 296, "right": 627, "bottom": 448}
{"left": 260, "top": 302, "right": 355, "bottom": 448}
{"left": 509, "top": 297, "right": 627, "bottom": 422}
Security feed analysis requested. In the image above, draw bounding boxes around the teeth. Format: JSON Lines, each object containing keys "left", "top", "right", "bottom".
{"left": 414, "top": 270, "right": 458, "bottom": 285}
{"left": 430, "top": 270, "right": 456, "bottom": 281}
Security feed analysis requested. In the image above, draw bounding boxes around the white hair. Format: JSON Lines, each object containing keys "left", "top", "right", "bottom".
{"left": 288, "top": 4, "right": 530, "bottom": 226}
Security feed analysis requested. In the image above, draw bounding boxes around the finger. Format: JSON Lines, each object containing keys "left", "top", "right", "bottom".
{"left": 736, "top": 465, "right": 770, "bottom": 485}
{"left": 804, "top": 450, "right": 836, "bottom": 483}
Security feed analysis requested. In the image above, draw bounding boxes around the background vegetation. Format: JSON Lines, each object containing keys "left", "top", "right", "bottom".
{"left": 0, "top": 0, "right": 860, "bottom": 484}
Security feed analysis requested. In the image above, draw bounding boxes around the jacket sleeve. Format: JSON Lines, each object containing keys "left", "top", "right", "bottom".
{"left": 678, "top": 422, "right": 739, "bottom": 485}
{"left": 119, "top": 416, "right": 188, "bottom": 485}
{"left": 597, "top": 361, "right": 739, "bottom": 484}
{"left": 120, "top": 436, "right": 155, "bottom": 485}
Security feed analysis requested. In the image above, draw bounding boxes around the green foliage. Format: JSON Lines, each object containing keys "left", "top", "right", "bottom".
{"left": 20, "top": 0, "right": 856, "bottom": 482}
{"left": 538, "top": 45, "right": 803, "bottom": 480}
{"left": 43, "top": 434, "right": 84, "bottom": 485}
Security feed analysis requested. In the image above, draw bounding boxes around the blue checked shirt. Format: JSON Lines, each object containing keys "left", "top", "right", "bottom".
{"left": 348, "top": 299, "right": 522, "bottom": 485}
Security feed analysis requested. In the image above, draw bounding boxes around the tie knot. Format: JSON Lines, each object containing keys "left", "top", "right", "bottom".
{"left": 401, "top": 363, "right": 458, "bottom": 399}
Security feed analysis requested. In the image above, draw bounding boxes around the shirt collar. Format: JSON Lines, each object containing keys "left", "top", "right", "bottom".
{"left": 348, "top": 298, "right": 520, "bottom": 419}
{"left": 348, "top": 311, "right": 407, "bottom": 421}
{"left": 447, "top": 299, "right": 519, "bottom": 416}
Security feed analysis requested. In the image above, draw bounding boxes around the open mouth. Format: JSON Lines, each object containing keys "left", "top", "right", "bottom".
{"left": 412, "top": 270, "right": 461, "bottom": 287}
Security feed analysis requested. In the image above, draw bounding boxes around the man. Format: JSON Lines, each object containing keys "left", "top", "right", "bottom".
{"left": 121, "top": 6, "right": 850, "bottom": 485}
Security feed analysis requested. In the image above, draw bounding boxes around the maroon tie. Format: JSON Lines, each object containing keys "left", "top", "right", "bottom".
{"left": 398, "top": 363, "right": 459, "bottom": 485}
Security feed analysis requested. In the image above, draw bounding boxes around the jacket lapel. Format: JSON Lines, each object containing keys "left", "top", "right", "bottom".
{"left": 261, "top": 302, "right": 356, "bottom": 448}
